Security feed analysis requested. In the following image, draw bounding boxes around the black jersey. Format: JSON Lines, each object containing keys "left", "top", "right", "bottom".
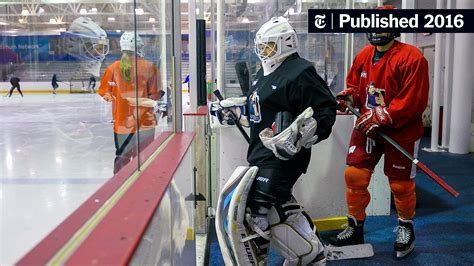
{"left": 246, "top": 53, "right": 336, "bottom": 173}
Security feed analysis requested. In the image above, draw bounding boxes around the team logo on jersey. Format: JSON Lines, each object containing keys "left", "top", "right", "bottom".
{"left": 271, "top": 85, "right": 277, "bottom": 90}
{"left": 252, "top": 80, "right": 258, "bottom": 86}
{"left": 361, "top": 71, "right": 367, "bottom": 78}
{"left": 249, "top": 90, "right": 262, "bottom": 123}
{"left": 365, "top": 82, "right": 386, "bottom": 109}
{"left": 348, "top": 145, "right": 356, "bottom": 154}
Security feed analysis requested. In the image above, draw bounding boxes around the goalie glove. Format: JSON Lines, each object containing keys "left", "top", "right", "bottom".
{"left": 259, "top": 107, "right": 318, "bottom": 160}
{"left": 209, "top": 97, "right": 249, "bottom": 129}
{"left": 355, "top": 105, "right": 392, "bottom": 137}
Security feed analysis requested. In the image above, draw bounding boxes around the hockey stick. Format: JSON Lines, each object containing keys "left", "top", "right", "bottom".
{"left": 345, "top": 104, "right": 459, "bottom": 197}
{"left": 235, "top": 61, "right": 250, "bottom": 96}
{"left": 326, "top": 244, "right": 374, "bottom": 260}
{"left": 213, "top": 89, "right": 250, "bottom": 144}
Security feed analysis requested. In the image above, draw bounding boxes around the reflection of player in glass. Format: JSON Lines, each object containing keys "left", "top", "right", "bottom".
{"left": 332, "top": 5, "right": 429, "bottom": 260}
{"left": 98, "top": 31, "right": 162, "bottom": 173}
{"left": 65, "top": 17, "right": 109, "bottom": 78}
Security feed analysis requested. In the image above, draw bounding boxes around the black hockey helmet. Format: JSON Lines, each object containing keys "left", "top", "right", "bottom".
{"left": 367, "top": 5, "right": 401, "bottom": 46}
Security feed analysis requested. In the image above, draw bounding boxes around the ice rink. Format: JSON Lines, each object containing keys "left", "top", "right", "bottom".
{"left": 1, "top": 94, "right": 133, "bottom": 264}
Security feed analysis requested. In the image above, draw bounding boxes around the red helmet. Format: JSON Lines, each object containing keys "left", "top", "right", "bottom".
{"left": 367, "top": 5, "right": 401, "bottom": 46}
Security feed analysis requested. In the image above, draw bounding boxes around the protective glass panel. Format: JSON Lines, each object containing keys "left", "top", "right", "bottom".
{"left": 0, "top": 1, "right": 174, "bottom": 264}
{"left": 130, "top": 186, "right": 173, "bottom": 265}
{"left": 221, "top": 0, "right": 349, "bottom": 97}
{"left": 352, "top": 1, "right": 381, "bottom": 65}
{"left": 220, "top": 0, "right": 386, "bottom": 98}
{"left": 132, "top": 0, "right": 174, "bottom": 168}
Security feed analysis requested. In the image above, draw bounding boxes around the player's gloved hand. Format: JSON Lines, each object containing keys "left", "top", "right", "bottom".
{"left": 209, "top": 97, "right": 249, "bottom": 128}
{"left": 355, "top": 105, "right": 392, "bottom": 137}
{"left": 259, "top": 107, "right": 318, "bottom": 160}
{"left": 103, "top": 93, "right": 113, "bottom": 102}
{"left": 336, "top": 87, "right": 354, "bottom": 112}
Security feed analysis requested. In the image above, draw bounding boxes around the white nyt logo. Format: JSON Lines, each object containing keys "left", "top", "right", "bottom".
{"left": 314, "top": 14, "right": 326, "bottom": 29}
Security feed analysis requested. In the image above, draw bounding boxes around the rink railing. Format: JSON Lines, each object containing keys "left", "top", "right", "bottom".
{"left": 17, "top": 132, "right": 197, "bottom": 265}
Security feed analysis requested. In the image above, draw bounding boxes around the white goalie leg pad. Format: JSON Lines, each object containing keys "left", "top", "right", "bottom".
{"left": 268, "top": 199, "right": 326, "bottom": 265}
{"left": 215, "top": 166, "right": 262, "bottom": 265}
{"left": 259, "top": 107, "right": 318, "bottom": 160}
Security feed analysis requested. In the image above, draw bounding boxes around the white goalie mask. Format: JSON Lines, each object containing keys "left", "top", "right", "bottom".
{"left": 120, "top": 31, "right": 145, "bottom": 58}
{"left": 254, "top": 16, "right": 298, "bottom": 76}
{"left": 65, "top": 17, "right": 109, "bottom": 76}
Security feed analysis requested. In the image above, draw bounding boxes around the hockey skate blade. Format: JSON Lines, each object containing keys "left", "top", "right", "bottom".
{"left": 326, "top": 244, "right": 374, "bottom": 260}
{"left": 396, "top": 243, "right": 414, "bottom": 259}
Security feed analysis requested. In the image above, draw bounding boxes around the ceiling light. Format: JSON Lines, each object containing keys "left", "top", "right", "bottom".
{"left": 135, "top": 8, "right": 144, "bottom": 15}
{"left": 0, "top": 22, "right": 9, "bottom": 25}
{"left": 91, "top": 7, "right": 98, "bottom": 12}
{"left": 116, "top": 30, "right": 121, "bottom": 33}
{"left": 21, "top": 9, "right": 29, "bottom": 16}
{"left": 79, "top": 8, "right": 87, "bottom": 14}
{"left": 242, "top": 17, "right": 250, "bottom": 23}
{"left": 18, "top": 18, "right": 25, "bottom": 23}
{"left": 49, "top": 18, "right": 57, "bottom": 24}
{"left": 108, "top": 17, "right": 115, "bottom": 21}
{"left": 148, "top": 17, "right": 155, "bottom": 22}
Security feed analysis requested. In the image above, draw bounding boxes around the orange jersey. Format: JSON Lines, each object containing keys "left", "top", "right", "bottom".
{"left": 98, "top": 58, "right": 162, "bottom": 134}
{"left": 346, "top": 41, "right": 429, "bottom": 142}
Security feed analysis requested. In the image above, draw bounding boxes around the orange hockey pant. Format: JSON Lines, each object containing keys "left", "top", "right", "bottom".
{"left": 345, "top": 166, "right": 416, "bottom": 221}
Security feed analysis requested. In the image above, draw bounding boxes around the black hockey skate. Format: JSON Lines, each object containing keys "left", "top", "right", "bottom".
{"left": 394, "top": 218, "right": 415, "bottom": 259}
{"left": 328, "top": 215, "right": 365, "bottom": 246}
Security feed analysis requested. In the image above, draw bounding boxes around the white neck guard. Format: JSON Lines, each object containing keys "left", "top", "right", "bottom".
{"left": 262, "top": 52, "right": 296, "bottom": 76}
{"left": 262, "top": 58, "right": 283, "bottom": 76}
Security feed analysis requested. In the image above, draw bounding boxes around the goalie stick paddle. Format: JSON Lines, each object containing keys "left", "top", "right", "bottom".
{"left": 235, "top": 61, "right": 250, "bottom": 96}
{"left": 325, "top": 244, "right": 374, "bottom": 260}
{"left": 345, "top": 104, "right": 459, "bottom": 198}
{"left": 213, "top": 89, "right": 250, "bottom": 144}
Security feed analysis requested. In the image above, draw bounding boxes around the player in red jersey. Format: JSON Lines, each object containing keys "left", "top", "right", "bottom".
{"left": 329, "top": 5, "right": 430, "bottom": 259}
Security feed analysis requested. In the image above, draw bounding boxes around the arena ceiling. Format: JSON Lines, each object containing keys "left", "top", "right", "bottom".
{"left": 0, "top": 0, "right": 380, "bottom": 35}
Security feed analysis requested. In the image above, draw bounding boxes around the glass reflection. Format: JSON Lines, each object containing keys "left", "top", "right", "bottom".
{"left": 98, "top": 31, "right": 162, "bottom": 173}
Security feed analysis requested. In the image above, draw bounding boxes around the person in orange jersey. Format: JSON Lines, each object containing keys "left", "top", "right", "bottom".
{"left": 98, "top": 31, "right": 162, "bottom": 173}
{"left": 329, "top": 5, "right": 429, "bottom": 259}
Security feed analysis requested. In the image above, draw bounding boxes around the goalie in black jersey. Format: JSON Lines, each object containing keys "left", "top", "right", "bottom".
{"left": 211, "top": 16, "right": 336, "bottom": 265}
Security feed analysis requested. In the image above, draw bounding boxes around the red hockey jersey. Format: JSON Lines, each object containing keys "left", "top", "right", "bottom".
{"left": 346, "top": 40, "right": 429, "bottom": 142}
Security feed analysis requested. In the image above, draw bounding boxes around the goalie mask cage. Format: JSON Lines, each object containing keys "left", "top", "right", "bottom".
{"left": 69, "top": 78, "right": 94, "bottom": 93}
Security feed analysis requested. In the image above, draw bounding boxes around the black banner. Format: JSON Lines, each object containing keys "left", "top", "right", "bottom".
{"left": 308, "top": 9, "right": 474, "bottom": 33}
